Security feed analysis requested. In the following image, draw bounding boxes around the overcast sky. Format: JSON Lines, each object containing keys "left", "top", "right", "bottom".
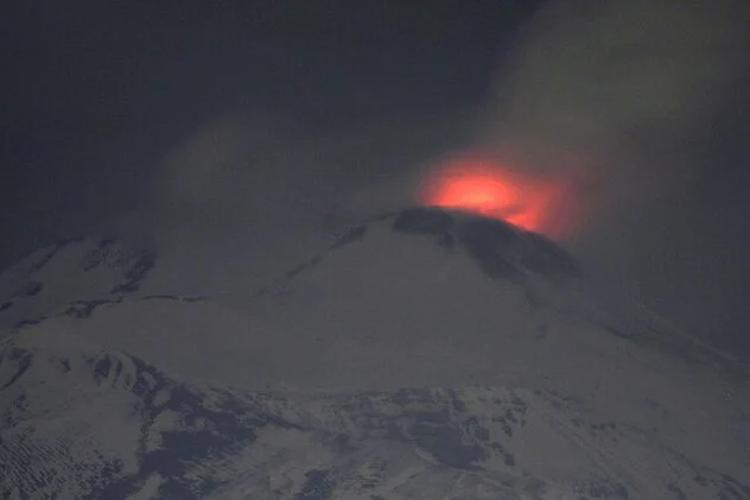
{"left": 2, "top": 0, "right": 749, "bottom": 356}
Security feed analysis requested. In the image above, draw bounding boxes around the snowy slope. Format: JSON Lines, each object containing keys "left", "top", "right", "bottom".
{"left": 1, "top": 207, "right": 748, "bottom": 498}
{"left": 0, "top": 238, "right": 156, "bottom": 330}
{"left": 3, "top": 327, "right": 748, "bottom": 499}
{"left": 1, "top": 327, "right": 261, "bottom": 499}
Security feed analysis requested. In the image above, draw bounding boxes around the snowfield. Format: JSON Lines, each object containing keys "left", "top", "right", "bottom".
{"left": 1, "top": 208, "right": 748, "bottom": 499}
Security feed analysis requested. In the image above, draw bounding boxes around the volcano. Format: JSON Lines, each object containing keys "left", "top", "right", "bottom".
{"left": 1, "top": 208, "right": 748, "bottom": 499}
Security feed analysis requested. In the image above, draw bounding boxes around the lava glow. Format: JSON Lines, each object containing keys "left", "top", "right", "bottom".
{"left": 421, "top": 157, "right": 575, "bottom": 238}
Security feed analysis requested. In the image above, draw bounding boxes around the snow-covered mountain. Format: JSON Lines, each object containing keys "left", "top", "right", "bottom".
{"left": 0, "top": 238, "right": 156, "bottom": 330}
{"left": 1, "top": 208, "right": 748, "bottom": 498}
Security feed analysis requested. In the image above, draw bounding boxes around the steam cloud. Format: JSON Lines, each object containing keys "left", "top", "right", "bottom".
{"left": 127, "top": 0, "right": 749, "bottom": 351}
{"left": 480, "top": 0, "right": 749, "bottom": 237}
{"left": 477, "top": 0, "right": 749, "bottom": 350}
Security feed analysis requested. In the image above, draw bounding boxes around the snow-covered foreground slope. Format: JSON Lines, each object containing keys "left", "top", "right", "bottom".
{"left": 2, "top": 328, "right": 748, "bottom": 499}
{"left": 1, "top": 207, "right": 748, "bottom": 498}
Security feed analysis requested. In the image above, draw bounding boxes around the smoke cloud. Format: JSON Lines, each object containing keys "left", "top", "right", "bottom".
{"left": 120, "top": 0, "right": 749, "bottom": 353}
{"left": 476, "top": 0, "right": 750, "bottom": 351}
{"left": 480, "top": 0, "right": 748, "bottom": 230}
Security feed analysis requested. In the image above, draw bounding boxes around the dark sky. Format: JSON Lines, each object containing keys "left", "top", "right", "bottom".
{"left": 0, "top": 0, "right": 541, "bottom": 260}
{"left": 2, "top": 1, "right": 749, "bottom": 357}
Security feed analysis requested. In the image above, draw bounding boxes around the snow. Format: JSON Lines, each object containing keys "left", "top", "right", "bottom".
{"left": 0, "top": 208, "right": 748, "bottom": 498}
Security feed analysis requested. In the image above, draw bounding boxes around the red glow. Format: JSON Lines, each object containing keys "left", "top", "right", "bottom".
{"left": 421, "top": 157, "right": 575, "bottom": 238}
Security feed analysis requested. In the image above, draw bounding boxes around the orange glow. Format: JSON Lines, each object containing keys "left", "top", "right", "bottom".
{"left": 421, "top": 156, "right": 575, "bottom": 238}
